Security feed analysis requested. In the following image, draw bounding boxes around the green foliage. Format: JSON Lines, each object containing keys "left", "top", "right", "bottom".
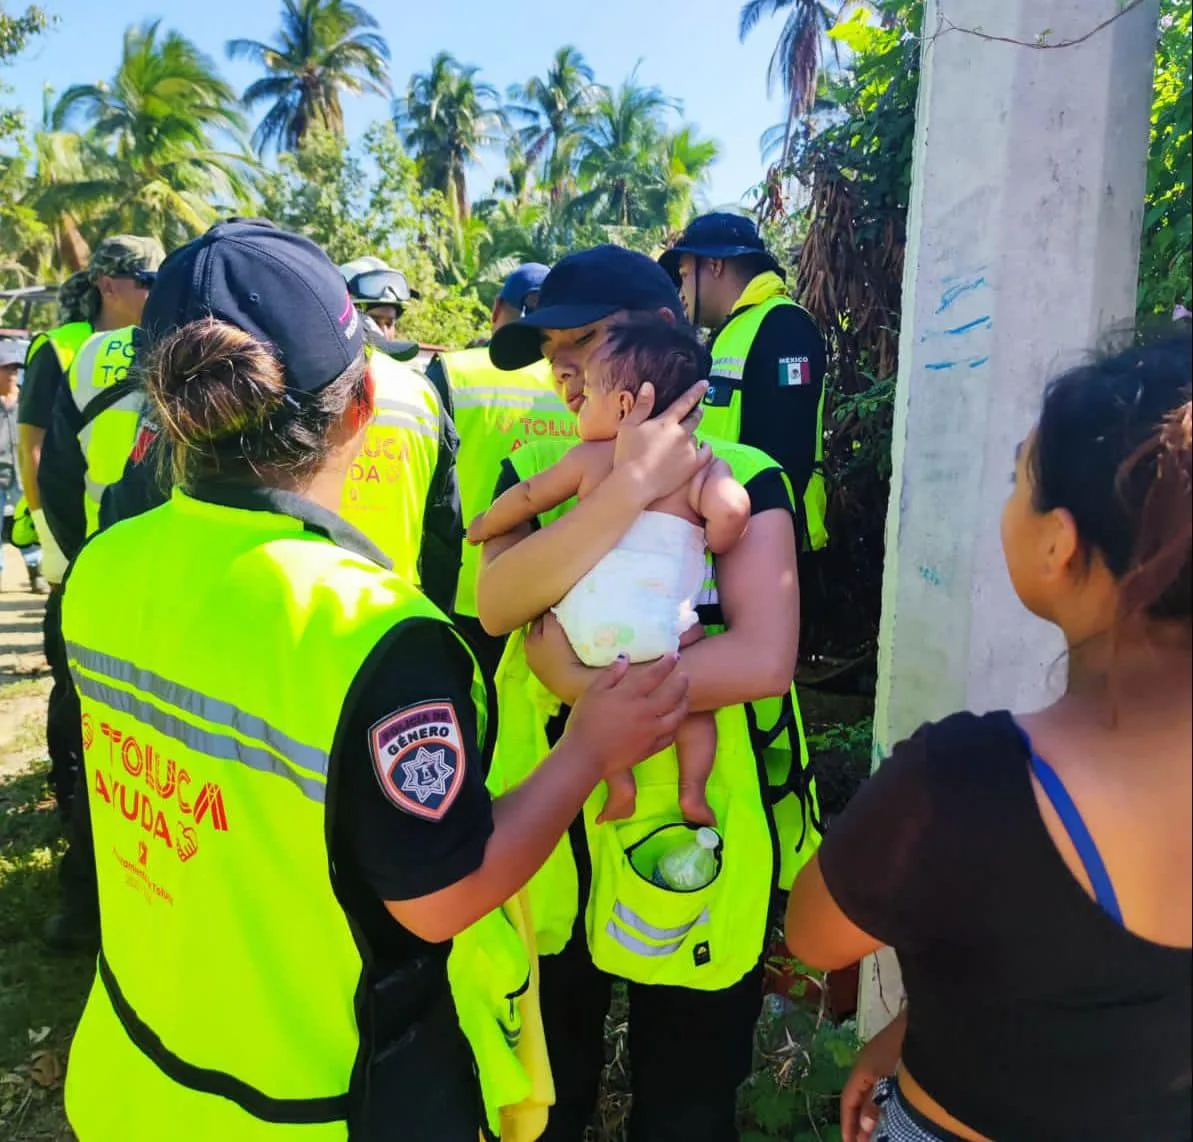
{"left": 0, "top": 15, "right": 721, "bottom": 321}
{"left": 397, "top": 52, "right": 505, "bottom": 221}
{"left": 739, "top": 992, "right": 859, "bottom": 1140}
{"left": 34, "top": 21, "right": 256, "bottom": 251}
{"left": 1139, "top": 0, "right": 1192, "bottom": 315}
{"left": 0, "top": 4, "right": 51, "bottom": 141}
{"left": 227, "top": 0, "right": 392, "bottom": 156}
{"left": 807, "top": 717, "right": 873, "bottom": 759}
{"left": 258, "top": 122, "right": 488, "bottom": 347}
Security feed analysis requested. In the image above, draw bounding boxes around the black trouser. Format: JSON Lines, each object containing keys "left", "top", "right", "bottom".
{"left": 43, "top": 588, "right": 81, "bottom": 813}
{"left": 44, "top": 588, "right": 99, "bottom": 922}
{"left": 538, "top": 824, "right": 764, "bottom": 1142}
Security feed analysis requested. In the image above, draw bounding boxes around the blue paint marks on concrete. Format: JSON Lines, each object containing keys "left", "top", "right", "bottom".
{"left": 918, "top": 564, "right": 944, "bottom": 588}
{"left": 926, "top": 354, "right": 990, "bottom": 372}
{"left": 945, "top": 315, "right": 992, "bottom": 335}
{"left": 935, "top": 277, "right": 987, "bottom": 314}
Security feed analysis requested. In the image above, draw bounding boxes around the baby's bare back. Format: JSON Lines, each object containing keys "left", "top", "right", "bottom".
{"left": 572, "top": 440, "right": 703, "bottom": 525}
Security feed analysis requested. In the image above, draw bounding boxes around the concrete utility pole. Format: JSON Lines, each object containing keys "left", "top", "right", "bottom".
{"left": 860, "top": 0, "right": 1160, "bottom": 1038}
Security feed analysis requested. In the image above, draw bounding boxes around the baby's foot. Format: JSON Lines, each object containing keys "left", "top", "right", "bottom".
{"left": 597, "top": 783, "right": 637, "bottom": 824}
{"left": 678, "top": 787, "right": 717, "bottom": 827}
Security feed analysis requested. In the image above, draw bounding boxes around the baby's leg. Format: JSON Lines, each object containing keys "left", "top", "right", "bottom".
{"left": 597, "top": 769, "right": 638, "bottom": 824}
{"left": 675, "top": 711, "right": 717, "bottom": 826}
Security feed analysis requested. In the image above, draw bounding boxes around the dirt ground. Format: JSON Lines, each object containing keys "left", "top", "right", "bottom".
{"left": 0, "top": 549, "right": 52, "bottom": 770}
{"left": 0, "top": 547, "right": 84, "bottom": 1142}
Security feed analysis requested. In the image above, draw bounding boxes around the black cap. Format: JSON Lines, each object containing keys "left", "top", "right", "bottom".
{"left": 142, "top": 221, "right": 365, "bottom": 394}
{"left": 498, "top": 263, "right": 550, "bottom": 311}
{"left": 489, "top": 245, "right": 684, "bottom": 371}
{"left": 658, "top": 212, "right": 784, "bottom": 283}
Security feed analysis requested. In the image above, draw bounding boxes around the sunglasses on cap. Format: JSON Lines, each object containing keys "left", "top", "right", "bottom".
{"left": 113, "top": 270, "right": 158, "bottom": 289}
{"left": 347, "top": 268, "right": 415, "bottom": 307}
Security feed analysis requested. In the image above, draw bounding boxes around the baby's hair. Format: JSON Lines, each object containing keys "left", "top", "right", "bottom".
{"left": 145, "top": 315, "right": 368, "bottom": 490}
{"left": 600, "top": 316, "right": 710, "bottom": 418}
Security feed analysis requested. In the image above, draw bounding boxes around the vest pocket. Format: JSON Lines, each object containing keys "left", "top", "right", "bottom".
{"left": 586, "top": 819, "right": 725, "bottom": 986}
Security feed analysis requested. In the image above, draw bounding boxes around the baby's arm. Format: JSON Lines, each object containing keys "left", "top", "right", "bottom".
{"left": 468, "top": 449, "right": 585, "bottom": 545}
{"left": 689, "top": 457, "right": 751, "bottom": 555}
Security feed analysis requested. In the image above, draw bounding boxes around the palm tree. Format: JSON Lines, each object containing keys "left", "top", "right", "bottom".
{"left": 490, "top": 139, "right": 536, "bottom": 208}
{"left": 227, "top": 0, "right": 390, "bottom": 156}
{"left": 655, "top": 127, "right": 720, "bottom": 232}
{"left": 395, "top": 52, "right": 504, "bottom": 221}
{"left": 739, "top": 0, "right": 842, "bottom": 164}
{"left": 47, "top": 21, "right": 254, "bottom": 248}
{"left": 506, "top": 46, "right": 596, "bottom": 202}
{"left": 570, "top": 71, "right": 677, "bottom": 228}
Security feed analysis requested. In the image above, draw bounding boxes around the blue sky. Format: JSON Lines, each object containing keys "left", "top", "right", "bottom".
{"left": 2, "top": 0, "right": 793, "bottom": 209}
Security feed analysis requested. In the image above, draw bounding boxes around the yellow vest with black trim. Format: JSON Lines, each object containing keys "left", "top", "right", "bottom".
{"left": 704, "top": 294, "right": 829, "bottom": 551}
{"left": 66, "top": 326, "right": 144, "bottom": 538}
{"left": 437, "top": 348, "right": 573, "bottom": 616}
{"left": 61, "top": 489, "right": 532, "bottom": 1140}
{"left": 27, "top": 320, "right": 92, "bottom": 375}
{"left": 340, "top": 350, "right": 442, "bottom": 585}
{"left": 489, "top": 438, "right": 821, "bottom": 993}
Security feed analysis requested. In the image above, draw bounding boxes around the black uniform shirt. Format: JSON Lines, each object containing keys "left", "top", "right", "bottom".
{"left": 18, "top": 338, "right": 68, "bottom": 429}
{"left": 713, "top": 301, "right": 827, "bottom": 499}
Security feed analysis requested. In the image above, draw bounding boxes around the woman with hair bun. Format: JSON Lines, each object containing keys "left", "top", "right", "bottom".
{"left": 59, "top": 221, "right": 691, "bottom": 1142}
{"left": 787, "top": 334, "right": 1192, "bottom": 1142}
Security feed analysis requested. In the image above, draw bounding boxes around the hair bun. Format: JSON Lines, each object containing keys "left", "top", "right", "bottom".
{"left": 147, "top": 317, "right": 286, "bottom": 446}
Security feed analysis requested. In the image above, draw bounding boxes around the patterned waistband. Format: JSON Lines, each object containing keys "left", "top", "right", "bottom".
{"left": 872, "top": 1077, "right": 973, "bottom": 1142}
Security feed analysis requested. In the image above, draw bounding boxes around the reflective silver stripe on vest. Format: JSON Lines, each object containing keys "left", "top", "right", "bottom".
{"left": 612, "top": 901, "right": 707, "bottom": 943}
{"left": 710, "top": 356, "right": 746, "bottom": 380}
{"left": 373, "top": 398, "right": 438, "bottom": 439}
{"left": 66, "top": 641, "right": 330, "bottom": 793}
{"left": 72, "top": 672, "right": 328, "bottom": 804}
{"left": 605, "top": 902, "right": 709, "bottom": 956}
{"left": 452, "top": 386, "right": 567, "bottom": 411}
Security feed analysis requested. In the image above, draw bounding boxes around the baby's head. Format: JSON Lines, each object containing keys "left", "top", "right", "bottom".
{"left": 577, "top": 316, "right": 711, "bottom": 442}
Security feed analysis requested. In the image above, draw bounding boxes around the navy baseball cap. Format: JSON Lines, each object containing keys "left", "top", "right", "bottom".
{"left": 489, "top": 246, "right": 683, "bottom": 371}
{"left": 658, "top": 212, "right": 784, "bottom": 283}
{"left": 498, "top": 263, "right": 549, "bottom": 312}
{"left": 142, "top": 221, "right": 365, "bottom": 394}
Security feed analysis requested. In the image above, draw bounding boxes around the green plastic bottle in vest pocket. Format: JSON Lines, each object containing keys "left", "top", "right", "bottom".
{"left": 581, "top": 704, "right": 774, "bottom": 991}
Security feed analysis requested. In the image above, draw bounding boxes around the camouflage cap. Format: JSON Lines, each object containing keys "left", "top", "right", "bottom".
{"left": 87, "top": 234, "right": 166, "bottom": 280}
{"left": 57, "top": 270, "right": 94, "bottom": 324}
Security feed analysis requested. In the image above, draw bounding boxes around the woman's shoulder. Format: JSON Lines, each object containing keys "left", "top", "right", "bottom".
{"left": 874, "top": 709, "right": 1029, "bottom": 803}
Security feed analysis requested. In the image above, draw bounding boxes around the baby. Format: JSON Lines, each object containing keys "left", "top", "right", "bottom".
{"left": 468, "top": 317, "right": 751, "bottom": 826}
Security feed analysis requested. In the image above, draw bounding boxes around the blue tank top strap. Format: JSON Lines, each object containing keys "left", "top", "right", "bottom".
{"left": 1014, "top": 724, "right": 1124, "bottom": 926}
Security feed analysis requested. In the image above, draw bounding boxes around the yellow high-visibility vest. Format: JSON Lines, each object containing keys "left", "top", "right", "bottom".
{"left": 62, "top": 487, "right": 537, "bottom": 1139}
{"left": 340, "top": 350, "right": 443, "bottom": 585}
{"left": 488, "top": 438, "right": 822, "bottom": 991}
{"left": 65, "top": 326, "right": 143, "bottom": 538}
{"left": 436, "top": 348, "right": 573, "bottom": 616}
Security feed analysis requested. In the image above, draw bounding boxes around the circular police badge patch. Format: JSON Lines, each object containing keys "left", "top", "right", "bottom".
{"left": 368, "top": 700, "right": 466, "bottom": 821}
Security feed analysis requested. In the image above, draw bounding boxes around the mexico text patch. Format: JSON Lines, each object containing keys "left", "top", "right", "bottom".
{"left": 368, "top": 700, "right": 465, "bottom": 821}
{"left": 778, "top": 356, "right": 811, "bottom": 387}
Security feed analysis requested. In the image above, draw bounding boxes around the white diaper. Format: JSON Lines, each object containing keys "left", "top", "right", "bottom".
{"left": 552, "top": 510, "right": 707, "bottom": 668}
